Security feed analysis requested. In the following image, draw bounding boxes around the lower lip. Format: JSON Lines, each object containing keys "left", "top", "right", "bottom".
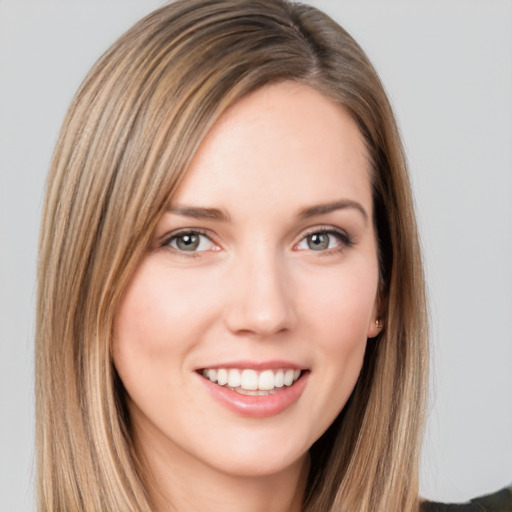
{"left": 198, "top": 372, "right": 309, "bottom": 418}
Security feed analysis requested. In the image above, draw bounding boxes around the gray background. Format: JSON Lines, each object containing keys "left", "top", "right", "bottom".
{"left": 1, "top": 1, "right": 511, "bottom": 510}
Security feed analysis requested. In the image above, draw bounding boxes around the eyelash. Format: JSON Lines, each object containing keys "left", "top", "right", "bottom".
{"left": 162, "top": 229, "right": 217, "bottom": 259}
{"left": 294, "top": 227, "right": 354, "bottom": 254}
{"left": 161, "top": 226, "right": 354, "bottom": 257}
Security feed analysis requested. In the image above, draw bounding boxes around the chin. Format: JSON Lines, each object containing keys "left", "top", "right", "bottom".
{"left": 206, "top": 448, "right": 308, "bottom": 479}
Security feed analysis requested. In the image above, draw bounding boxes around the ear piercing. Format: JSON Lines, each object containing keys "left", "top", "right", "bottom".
{"left": 375, "top": 319, "right": 382, "bottom": 329}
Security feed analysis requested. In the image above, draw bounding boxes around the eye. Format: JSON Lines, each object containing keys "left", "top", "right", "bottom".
{"left": 295, "top": 228, "right": 352, "bottom": 252}
{"left": 165, "top": 231, "right": 216, "bottom": 253}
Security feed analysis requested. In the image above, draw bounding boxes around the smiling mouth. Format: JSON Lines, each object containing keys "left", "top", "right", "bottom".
{"left": 199, "top": 368, "right": 304, "bottom": 396}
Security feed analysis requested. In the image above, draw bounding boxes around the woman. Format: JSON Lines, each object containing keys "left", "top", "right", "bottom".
{"left": 35, "top": 1, "right": 509, "bottom": 511}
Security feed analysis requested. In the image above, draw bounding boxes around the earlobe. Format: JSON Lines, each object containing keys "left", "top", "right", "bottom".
{"left": 367, "top": 317, "right": 383, "bottom": 339}
{"left": 367, "top": 290, "right": 384, "bottom": 339}
{"left": 367, "top": 291, "right": 383, "bottom": 338}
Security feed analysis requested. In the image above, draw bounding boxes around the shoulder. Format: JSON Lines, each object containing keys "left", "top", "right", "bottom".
{"left": 421, "top": 486, "right": 512, "bottom": 512}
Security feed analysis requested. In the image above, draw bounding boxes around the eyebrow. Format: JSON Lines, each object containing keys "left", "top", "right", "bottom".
{"left": 298, "top": 199, "right": 368, "bottom": 223}
{"left": 167, "top": 205, "right": 231, "bottom": 222}
{"left": 167, "top": 199, "right": 368, "bottom": 224}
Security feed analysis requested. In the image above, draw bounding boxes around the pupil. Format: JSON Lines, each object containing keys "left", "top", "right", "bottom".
{"left": 308, "top": 233, "right": 328, "bottom": 250}
{"left": 177, "top": 234, "right": 199, "bottom": 251}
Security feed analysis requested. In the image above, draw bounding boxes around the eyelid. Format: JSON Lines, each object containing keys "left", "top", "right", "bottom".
{"left": 293, "top": 225, "right": 354, "bottom": 252}
{"left": 161, "top": 228, "right": 221, "bottom": 255}
{"left": 158, "top": 225, "right": 353, "bottom": 256}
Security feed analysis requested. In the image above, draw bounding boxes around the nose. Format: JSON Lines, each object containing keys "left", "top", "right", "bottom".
{"left": 224, "top": 248, "right": 297, "bottom": 337}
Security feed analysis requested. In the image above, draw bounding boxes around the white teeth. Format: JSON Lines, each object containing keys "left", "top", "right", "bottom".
{"left": 258, "top": 370, "right": 275, "bottom": 390}
{"left": 201, "top": 367, "right": 302, "bottom": 392}
{"left": 274, "top": 369, "right": 284, "bottom": 388}
{"left": 283, "top": 369, "right": 295, "bottom": 386}
{"left": 227, "top": 369, "right": 241, "bottom": 388}
{"left": 236, "top": 387, "right": 277, "bottom": 396}
{"left": 240, "top": 369, "right": 258, "bottom": 390}
{"left": 217, "top": 368, "right": 228, "bottom": 386}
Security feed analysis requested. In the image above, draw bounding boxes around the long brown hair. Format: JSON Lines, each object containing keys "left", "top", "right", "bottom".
{"left": 36, "top": 1, "right": 428, "bottom": 510}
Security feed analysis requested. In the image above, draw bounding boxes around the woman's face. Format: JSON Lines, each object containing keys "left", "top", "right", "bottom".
{"left": 113, "top": 82, "right": 381, "bottom": 479}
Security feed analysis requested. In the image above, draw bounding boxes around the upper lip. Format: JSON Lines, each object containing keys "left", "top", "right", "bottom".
{"left": 196, "top": 360, "right": 307, "bottom": 371}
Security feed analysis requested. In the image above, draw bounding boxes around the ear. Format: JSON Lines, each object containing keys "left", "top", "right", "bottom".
{"left": 366, "top": 298, "right": 382, "bottom": 339}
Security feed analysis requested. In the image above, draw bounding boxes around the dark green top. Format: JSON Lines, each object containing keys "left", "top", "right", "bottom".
{"left": 421, "top": 486, "right": 512, "bottom": 512}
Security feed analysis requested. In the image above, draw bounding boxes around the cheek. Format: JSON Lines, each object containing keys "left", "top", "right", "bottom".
{"left": 114, "top": 276, "right": 169, "bottom": 363}
{"left": 114, "top": 259, "right": 212, "bottom": 357}
{"left": 296, "top": 261, "right": 378, "bottom": 416}
{"left": 297, "top": 261, "right": 379, "bottom": 340}
{"left": 112, "top": 259, "right": 206, "bottom": 394}
{"left": 113, "top": 274, "right": 165, "bottom": 397}
{"left": 315, "top": 278, "right": 371, "bottom": 380}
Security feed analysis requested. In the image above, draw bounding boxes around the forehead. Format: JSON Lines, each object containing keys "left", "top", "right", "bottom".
{"left": 172, "top": 82, "right": 372, "bottom": 215}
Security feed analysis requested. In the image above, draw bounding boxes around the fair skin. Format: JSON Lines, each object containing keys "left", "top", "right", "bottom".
{"left": 113, "top": 82, "right": 381, "bottom": 512}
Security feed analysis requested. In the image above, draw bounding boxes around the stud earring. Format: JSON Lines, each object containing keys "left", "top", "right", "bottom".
{"left": 375, "top": 319, "right": 382, "bottom": 329}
